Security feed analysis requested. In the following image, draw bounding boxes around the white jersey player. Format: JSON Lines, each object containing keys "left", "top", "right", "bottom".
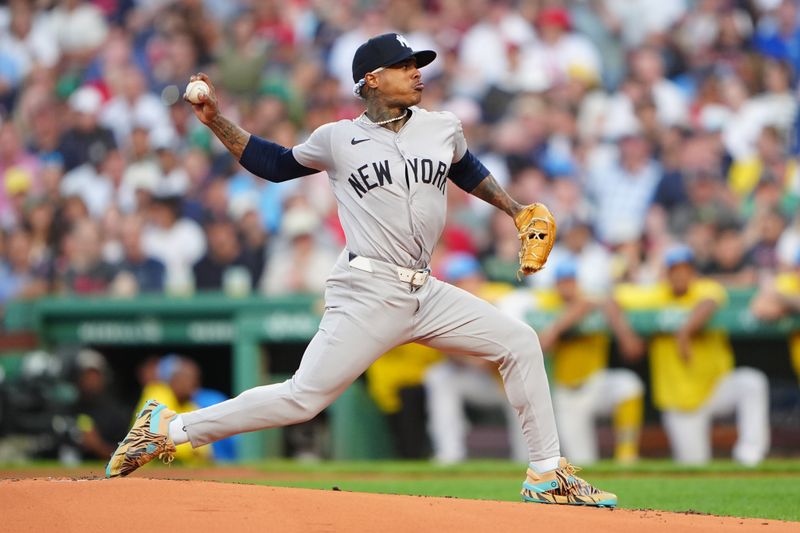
{"left": 106, "top": 33, "right": 616, "bottom": 507}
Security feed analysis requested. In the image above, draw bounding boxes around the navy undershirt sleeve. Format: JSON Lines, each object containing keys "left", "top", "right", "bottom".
{"left": 448, "top": 150, "right": 490, "bottom": 192}
{"left": 238, "top": 135, "right": 318, "bottom": 183}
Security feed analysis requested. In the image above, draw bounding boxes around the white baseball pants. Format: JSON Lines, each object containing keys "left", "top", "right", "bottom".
{"left": 181, "top": 251, "right": 560, "bottom": 462}
{"left": 662, "top": 367, "right": 770, "bottom": 465}
{"left": 424, "top": 360, "right": 528, "bottom": 464}
{"left": 553, "top": 368, "right": 644, "bottom": 464}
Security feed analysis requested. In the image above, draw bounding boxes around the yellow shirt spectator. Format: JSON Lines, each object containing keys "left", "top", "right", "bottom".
{"left": 367, "top": 343, "right": 443, "bottom": 414}
{"left": 615, "top": 279, "right": 733, "bottom": 411}
{"left": 536, "top": 288, "right": 609, "bottom": 388}
{"left": 728, "top": 157, "right": 798, "bottom": 198}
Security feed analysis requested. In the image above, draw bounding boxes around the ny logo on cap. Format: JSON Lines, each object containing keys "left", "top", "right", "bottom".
{"left": 396, "top": 34, "right": 411, "bottom": 49}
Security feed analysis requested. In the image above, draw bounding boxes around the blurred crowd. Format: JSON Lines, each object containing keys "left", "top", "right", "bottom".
{"left": 1, "top": 0, "right": 800, "bottom": 301}
{"left": 2, "top": 0, "right": 800, "bottom": 465}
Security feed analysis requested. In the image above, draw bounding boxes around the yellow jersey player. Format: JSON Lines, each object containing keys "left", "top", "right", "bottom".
{"left": 615, "top": 245, "right": 770, "bottom": 465}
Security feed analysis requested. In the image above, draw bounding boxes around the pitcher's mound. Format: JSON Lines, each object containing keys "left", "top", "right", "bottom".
{"left": 1, "top": 478, "right": 794, "bottom": 532}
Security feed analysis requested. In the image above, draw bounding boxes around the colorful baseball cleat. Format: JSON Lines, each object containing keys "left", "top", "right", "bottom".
{"left": 105, "top": 399, "right": 177, "bottom": 478}
{"left": 521, "top": 458, "right": 617, "bottom": 507}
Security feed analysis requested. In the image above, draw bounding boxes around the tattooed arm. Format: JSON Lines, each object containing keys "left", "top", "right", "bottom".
{"left": 185, "top": 72, "right": 316, "bottom": 181}
{"left": 184, "top": 73, "right": 251, "bottom": 160}
{"left": 470, "top": 175, "right": 525, "bottom": 218}
{"left": 208, "top": 115, "right": 250, "bottom": 160}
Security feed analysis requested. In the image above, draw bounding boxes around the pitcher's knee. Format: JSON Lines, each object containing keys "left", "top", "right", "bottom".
{"left": 480, "top": 323, "right": 541, "bottom": 368}
{"left": 293, "top": 392, "right": 330, "bottom": 422}
{"left": 281, "top": 379, "right": 332, "bottom": 423}
{"left": 506, "top": 325, "right": 542, "bottom": 363}
{"left": 291, "top": 402, "right": 324, "bottom": 424}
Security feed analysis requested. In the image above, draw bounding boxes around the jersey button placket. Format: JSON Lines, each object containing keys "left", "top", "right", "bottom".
{"left": 396, "top": 134, "right": 424, "bottom": 264}
{"left": 395, "top": 138, "right": 407, "bottom": 159}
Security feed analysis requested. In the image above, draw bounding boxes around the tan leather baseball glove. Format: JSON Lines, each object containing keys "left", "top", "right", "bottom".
{"left": 513, "top": 203, "right": 557, "bottom": 278}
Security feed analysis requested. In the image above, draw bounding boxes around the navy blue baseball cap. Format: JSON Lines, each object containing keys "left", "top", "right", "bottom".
{"left": 664, "top": 244, "right": 695, "bottom": 269}
{"left": 352, "top": 33, "right": 437, "bottom": 83}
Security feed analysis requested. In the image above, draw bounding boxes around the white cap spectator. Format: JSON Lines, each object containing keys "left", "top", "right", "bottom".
{"left": 605, "top": 114, "right": 642, "bottom": 142}
{"left": 754, "top": 0, "right": 783, "bottom": 10}
{"left": 228, "top": 194, "right": 259, "bottom": 222}
{"left": 149, "top": 127, "right": 179, "bottom": 152}
{"left": 69, "top": 86, "right": 103, "bottom": 115}
{"left": 48, "top": 0, "right": 109, "bottom": 55}
{"left": 281, "top": 207, "right": 320, "bottom": 240}
{"left": 122, "top": 163, "right": 161, "bottom": 195}
{"left": 605, "top": 0, "right": 689, "bottom": 48}
{"left": 698, "top": 105, "right": 732, "bottom": 133}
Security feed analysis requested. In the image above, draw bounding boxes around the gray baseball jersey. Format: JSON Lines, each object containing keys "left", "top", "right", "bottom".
{"left": 181, "top": 106, "right": 560, "bottom": 463}
{"left": 292, "top": 107, "right": 467, "bottom": 269}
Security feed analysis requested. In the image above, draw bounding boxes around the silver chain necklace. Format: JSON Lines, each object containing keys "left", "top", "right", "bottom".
{"left": 358, "top": 110, "right": 408, "bottom": 126}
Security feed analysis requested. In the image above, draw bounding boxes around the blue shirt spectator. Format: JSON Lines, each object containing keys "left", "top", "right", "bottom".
{"left": 754, "top": 2, "right": 800, "bottom": 76}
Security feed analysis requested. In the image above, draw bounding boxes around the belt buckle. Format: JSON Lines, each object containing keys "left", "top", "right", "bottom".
{"left": 409, "top": 269, "right": 430, "bottom": 291}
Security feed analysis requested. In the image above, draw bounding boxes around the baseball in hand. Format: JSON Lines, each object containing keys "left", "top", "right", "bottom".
{"left": 184, "top": 80, "right": 210, "bottom": 104}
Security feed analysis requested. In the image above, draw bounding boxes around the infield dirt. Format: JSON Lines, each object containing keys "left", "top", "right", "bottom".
{"left": 1, "top": 477, "right": 796, "bottom": 532}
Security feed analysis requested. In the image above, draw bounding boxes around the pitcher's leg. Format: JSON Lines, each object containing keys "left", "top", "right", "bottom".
{"left": 415, "top": 281, "right": 559, "bottom": 462}
{"left": 504, "top": 401, "right": 530, "bottom": 463}
{"left": 182, "top": 305, "right": 408, "bottom": 447}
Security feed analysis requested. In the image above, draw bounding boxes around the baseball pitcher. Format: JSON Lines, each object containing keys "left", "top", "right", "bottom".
{"left": 106, "top": 33, "right": 615, "bottom": 506}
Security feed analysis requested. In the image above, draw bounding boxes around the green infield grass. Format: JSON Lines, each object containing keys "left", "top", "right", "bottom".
{"left": 244, "top": 459, "right": 800, "bottom": 522}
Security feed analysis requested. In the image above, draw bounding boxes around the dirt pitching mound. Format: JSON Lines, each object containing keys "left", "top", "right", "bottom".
{"left": 1, "top": 478, "right": 794, "bottom": 532}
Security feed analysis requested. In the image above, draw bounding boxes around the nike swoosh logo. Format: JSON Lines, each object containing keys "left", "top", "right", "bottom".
{"left": 351, "top": 138, "right": 370, "bottom": 145}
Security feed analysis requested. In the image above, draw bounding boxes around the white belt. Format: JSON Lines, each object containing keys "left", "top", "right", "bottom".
{"left": 348, "top": 252, "right": 430, "bottom": 291}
